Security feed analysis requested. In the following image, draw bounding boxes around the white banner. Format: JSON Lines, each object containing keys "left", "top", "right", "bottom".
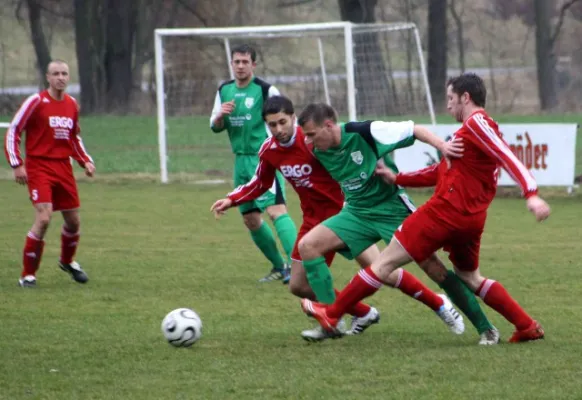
{"left": 394, "top": 123, "right": 578, "bottom": 187}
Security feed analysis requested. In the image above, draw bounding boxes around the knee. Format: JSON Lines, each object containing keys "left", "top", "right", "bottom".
{"left": 298, "top": 236, "right": 319, "bottom": 259}
{"left": 243, "top": 213, "right": 262, "bottom": 231}
{"left": 266, "top": 205, "right": 286, "bottom": 221}
{"left": 36, "top": 212, "right": 52, "bottom": 232}
{"left": 456, "top": 271, "right": 484, "bottom": 292}
{"left": 421, "top": 255, "right": 448, "bottom": 283}
{"left": 65, "top": 217, "right": 81, "bottom": 233}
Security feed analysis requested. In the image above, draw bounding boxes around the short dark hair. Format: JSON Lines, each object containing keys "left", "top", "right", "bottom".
{"left": 446, "top": 73, "right": 487, "bottom": 107}
{"left": 262, "top": 95, "right": 294, "bottom": 120}
{"left": 297, "top": 103, "right": 337, "bottom": 126}
{"left": 231, "top": 44, "right": 256, "bottom": 62}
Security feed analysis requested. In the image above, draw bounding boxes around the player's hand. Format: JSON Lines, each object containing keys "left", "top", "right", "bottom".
{"left": 374, "top": 160, "right": 397, "bottom": 184}
{"left": 219, "top": 100, "right": 235, "bottom": 117}
{"left": 210, "top": 198, "right": 233, "bottom": 219}
{"left": 13, "top": 165, "right": 27, "bottom": 185}
{"left": 84, "top": 162, "right": 96, "bottom": 177}
{"left": 526, "top": 195, "right": 551, "bottom": 222}
{"left": 439, "top": 137, "right": 464, "bottom": 159}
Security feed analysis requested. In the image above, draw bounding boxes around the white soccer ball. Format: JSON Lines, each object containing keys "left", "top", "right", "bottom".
{"left": 161, "top": 308, "right": 203, "bottom": 347}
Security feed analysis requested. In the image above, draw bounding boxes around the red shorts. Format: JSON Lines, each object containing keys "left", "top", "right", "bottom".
{"left": 26, "top": 157, "right": 80, "bottom": 211}
{"left": 394, "top": 205, "right": 486, "bottom": 271}
{"left": 291, "top": 205, "right": 342, "bottom": 266}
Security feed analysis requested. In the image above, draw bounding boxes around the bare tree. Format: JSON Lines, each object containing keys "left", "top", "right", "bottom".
{"left": 427, "top": 0, "right": 447, "bottom": 111}
{"left": 449, "top": 0, "right": 466, "bottom": 72}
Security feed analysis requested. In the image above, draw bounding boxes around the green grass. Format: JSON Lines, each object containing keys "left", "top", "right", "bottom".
{"left": 0, "top": 181, "right": 581, "bottom": 399}
{"left": 2, "top": 113, "right": 580, "bottom": 180}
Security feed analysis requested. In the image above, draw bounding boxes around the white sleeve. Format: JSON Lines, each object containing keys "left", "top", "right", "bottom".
{"left": 370, "top": 120, "right": 414, "bottom": 145}
{"left": 268, "top": 85, "right": 280, "bottom": 97}
{"left": 209, "top": 91, "right": 222, "bottom": 127}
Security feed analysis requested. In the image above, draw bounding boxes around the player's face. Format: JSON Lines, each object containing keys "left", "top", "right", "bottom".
{"left": 302, "top": 119, "right": 335, "bottom": 151}
{"left": 446, "top": 84, "right": 464, "bottom": 123}
{"left": 46, "top": 62, "right": 70, "bottom": 90}
{"left": 265, "top": 112, "right": 295, "bottom": 144}
{"left": 46, "top": 62, "right": 70, "bottom": 91}
{"left": 231, "top": 52, "right": 255, "bottom": 82}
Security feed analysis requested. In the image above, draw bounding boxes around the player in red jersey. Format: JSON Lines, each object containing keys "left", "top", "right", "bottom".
{"left": 211, "top": 95, "right": 466, "bottom": 341}
{"left": 4, "top": 60, "right": 95, "bottom": 287}
{"left": 304, "top": 73, "right": 550, "bottom": 343}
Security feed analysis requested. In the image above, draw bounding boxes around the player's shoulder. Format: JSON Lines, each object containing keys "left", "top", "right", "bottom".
{"left": 464, "top": 110, "right": 498, "bottom": 131}
{"left": 218, "top": 79, "right": 235, "bottom": 92}
{"left": 258, "top": 136, "right": 277, "bottom": 156}
{"left": 252, "top": 76, "right": 272, "bottom": 89}
{"left": 20, "top": 92, "right": 43, "bottom": 108}
{"left": 344, "top": 120, "right": 373, "bottom": 135}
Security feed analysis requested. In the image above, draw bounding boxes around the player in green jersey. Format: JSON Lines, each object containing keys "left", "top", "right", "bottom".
{"left": 296, "top": 103, "right": 500, "bottom": 345}
{"left": 210, "top": 44, "right": 297, "bottom": 283}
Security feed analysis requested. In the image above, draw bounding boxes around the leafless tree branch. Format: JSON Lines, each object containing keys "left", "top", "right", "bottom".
{"left": 550, "top": 0, "right": 580, "bottom": 47}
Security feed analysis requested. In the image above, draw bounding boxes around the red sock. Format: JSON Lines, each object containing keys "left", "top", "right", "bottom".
{"left": 22, "top": 232, "right": 45, "bottom": 277}
{"left": 60, "top": 226, "right": 80, "bottom": 265}
{"left": 394, "top": 269, "right": 444, "bottom": 311}
{"left": 334, "top": 289, "right": 372, "bottom": 318}
{"left": 477, "top": 279, "right": 533, "bottom": 331}
{"left": 327, "top": 267, "right": 382, "bottom": 319}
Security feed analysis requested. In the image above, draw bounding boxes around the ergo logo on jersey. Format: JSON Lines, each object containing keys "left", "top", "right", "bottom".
{"left": 280, "top": 164, "right": 313, "bottom": 178}
{"left": 49, "top": 116, "right": 74, "bottom": 129}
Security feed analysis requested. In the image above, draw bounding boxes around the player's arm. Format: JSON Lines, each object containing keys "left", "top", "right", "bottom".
{"left": 365, "top": 120, "right": 462, "bottom": 160}
{"left": 4, "top": 94, "right": 40, "bottom": 169}
{"left": 395, "top": 163, "right": 440, "bottom": 187}
{"left": 465, "top": 114, "right": 538, "bottom": 198}
{"left": 210, "top": 91, "right": 233, "bottom": 133}
{"left": 228, "top": 155, "right": 276, "bottom": 206}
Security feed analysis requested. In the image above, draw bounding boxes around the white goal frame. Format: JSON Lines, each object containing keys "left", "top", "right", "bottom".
{"left": 154, "top": 21, "right": 435, "bottom": 183}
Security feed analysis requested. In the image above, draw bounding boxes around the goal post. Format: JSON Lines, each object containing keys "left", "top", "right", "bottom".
{"left": 154, "top": 21, "right": 435, "bottom": 183}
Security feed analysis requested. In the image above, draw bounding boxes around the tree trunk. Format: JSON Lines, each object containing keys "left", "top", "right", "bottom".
{"left": 26, "top": 0, "right": 52, "bottom": 88}
{"left": 104, "top": 0, "right": 136, "bottom": 114}
{"left": 449, "top": 0, "right": 465, "bottom": 72}
{"left": 74, "top": 0, "right": 101, "bottom": 113}
{"left": 338, "top": 0, "right": 394, "bottom": 117}
{"left": 427, "top": 0, "right": 448, "bottom": 111}
{"left": 534, "top": 0, "right": 558, "bottom": 110}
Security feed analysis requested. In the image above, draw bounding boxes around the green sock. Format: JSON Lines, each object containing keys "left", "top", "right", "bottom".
{"left": 303, "top": 256, "right": 336, "bottom": 304}
{"left": 439, "top": 270, "right": 495, "bottom": 334}
{"left": 249, "top": 222, "right": 285, "bottom": 270}
{"left": 273, "top": 214, "right": 297, "bottom": 264}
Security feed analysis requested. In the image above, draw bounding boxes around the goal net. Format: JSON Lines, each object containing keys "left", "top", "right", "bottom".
{"left": 155, "top": 21, "right": 435, "bottom": 183}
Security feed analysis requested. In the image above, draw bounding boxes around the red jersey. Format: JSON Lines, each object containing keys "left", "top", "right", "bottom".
{"left": 395, "top": 110, "right": 538, "bottom": 217}
{"left": 228, "top": 126, "right": 344, "bottom": 216}
{"left": 4, "top": 90, "right": 93, "bottom": 168}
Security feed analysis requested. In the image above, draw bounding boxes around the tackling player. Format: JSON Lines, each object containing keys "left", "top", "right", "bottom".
{"left": 211, "top": 95, "right": 468, "bottom": 341}
{"left": 4, "top": 60, "right": 95, "bottom": 287}
{"left": 304, "top": 73, "right": 549, "bottom": 343}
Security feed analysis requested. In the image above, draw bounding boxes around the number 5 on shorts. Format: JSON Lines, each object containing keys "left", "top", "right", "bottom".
{"left": 31, "top": 189, "right": 38, "bottom": 201}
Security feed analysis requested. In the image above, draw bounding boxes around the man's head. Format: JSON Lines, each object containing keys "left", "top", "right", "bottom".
{"left": 263, "top": 95, "right": 295, "bottom": 144}
{"left": 297, "top": 103, "right": 338, "bottom": 151}
{"left": 46, "top": 60, "right": 70, "bottom": 92}
{"left": 446, "top": 73, "right": 486, "bottom": 122}
{"left": 231, "top": 44, "right": 256, "bottom": 83}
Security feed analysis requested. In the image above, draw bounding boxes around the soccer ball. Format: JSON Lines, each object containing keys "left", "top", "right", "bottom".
{"left": 161, "top": 308, "right": 203, "bottom": 347}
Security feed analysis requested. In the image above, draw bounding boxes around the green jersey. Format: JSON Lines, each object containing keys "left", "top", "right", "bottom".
{"left": 313, "top": 120, "right": 416, "bottom": 216}
{"left": 210, "top": 77, "right": 279, "bottom": 155}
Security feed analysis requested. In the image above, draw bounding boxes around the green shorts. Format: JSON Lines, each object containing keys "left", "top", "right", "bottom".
{"left": 234, "top": 154, "right": 286, "bottom": 214}
{"left": 322, "top": 192, "right": 416, "bottom": 259}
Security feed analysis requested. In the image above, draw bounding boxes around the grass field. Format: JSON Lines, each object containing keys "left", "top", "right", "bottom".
{"left": 0, "top": 181, "right": 581, "bottom": 399}
{"left": 0, "top": 114, "right": 581, "bottom": 399}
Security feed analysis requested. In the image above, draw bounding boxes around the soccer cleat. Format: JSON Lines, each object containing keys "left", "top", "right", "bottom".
{"left": 258, "top": 268, "right": 285, "bottom": 283}
{"left": 508, "top": 320, "right": 544, "bottom": 343}
{"left": 300, "top": 299, "right": 342, "bottom": 334}
{"left": 346, "top": 307, "right": 380, "bottom": 335}
{"left": 301, "top": 319, "right": 347, "bottom": 342}
{"left": 282, "top": 264, "right": 291, "bottom": 285}
{"left": 18, "top": 275, "right": 37, "bottom": 288}
{"left": 59, "top": 261, "right": 89, "bottom": 283}
{"left": 436, "top": 294, "right": 465, "bottom": 335}
{"left": 478, "top": 328, "right": 501, "bottom": 345}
